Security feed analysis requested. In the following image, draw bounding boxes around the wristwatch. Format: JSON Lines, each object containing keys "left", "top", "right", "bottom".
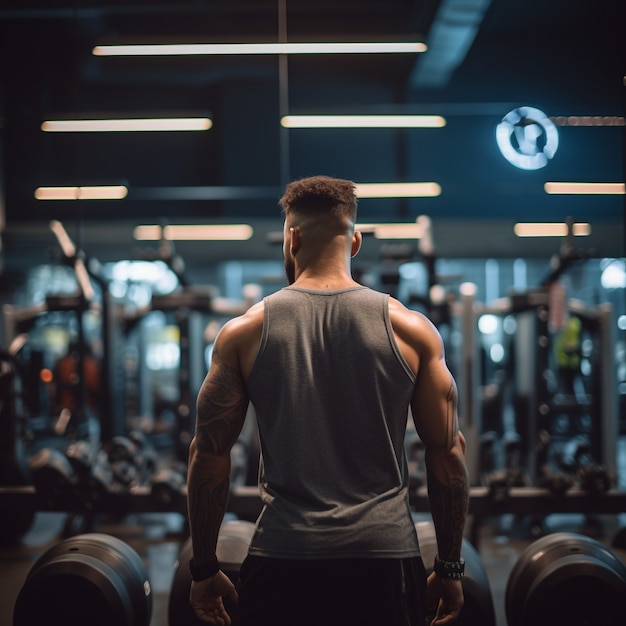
{"left": 433, "top": 555, "right": 465, "bottom": 579}
{"left": 189, "top": 557, "right": 220, "bottom": 581}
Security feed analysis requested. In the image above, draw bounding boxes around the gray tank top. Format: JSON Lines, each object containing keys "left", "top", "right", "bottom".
{"left": 246, "top": 286, "right": 420, "bottom": 559}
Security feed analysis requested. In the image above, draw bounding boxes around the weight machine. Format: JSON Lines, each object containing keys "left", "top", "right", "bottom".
{"left": 2, "top": 220, "right": 127, "bottom": 442}
{"left": 448, "top": 219, "right": 618, "bottom": 489}
{"left": 0, "top": 220, "right": 261, "bottom": 535}
{"left": 468, "top": 290, "right": 616, "bottom": 486}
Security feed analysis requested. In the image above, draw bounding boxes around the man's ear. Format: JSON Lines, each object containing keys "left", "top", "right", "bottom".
{"left": 351, "top": 230, "right": 362, "bottom": 258}
{"left": 290, "top": 226, "right": 302, "bottom": 256}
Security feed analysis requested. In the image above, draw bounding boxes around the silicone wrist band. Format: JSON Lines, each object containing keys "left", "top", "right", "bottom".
{"left": 189, "top": 557, "right": 220, "bottom": 581}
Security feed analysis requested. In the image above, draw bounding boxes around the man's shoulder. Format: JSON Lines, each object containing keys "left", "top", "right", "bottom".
{"left": 212, "top": 303, "right": 265, "bottom": 378}
{"left": 235, "top": 299, "right": 266, "bottom": 327}
{"left": 218, "top": 300, "right": 265, "bottom": 341}
{"left": 387, "top": 297, "right": 442, "bottom": 344}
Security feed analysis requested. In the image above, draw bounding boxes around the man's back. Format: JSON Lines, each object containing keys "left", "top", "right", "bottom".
{"left": 246, "top": 285, "right": 420, "bottom": 559}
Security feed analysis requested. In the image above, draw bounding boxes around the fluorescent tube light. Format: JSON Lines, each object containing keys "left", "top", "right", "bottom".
{"left": 41, "top": 118, "right": 212, "bottom": 132}
{"left": 134, "top": 224, "right": 253, "bottom": 241}
{"left": 35, "top": 186, "right": 128, "bottom": 200}
{"left": 355, "top": 182, "right": 441, "bottom": 198}
{"left": 281, "top": 115, "right": 446, "bottom": 128}
{"left": 514, "top": 223, "right": 592, "bottom": 237}
{"left": 544, "top": 182, "right": 625, "bottom": 195}
{"left": 93, "top": 42, "right": 427, "bottom": 57}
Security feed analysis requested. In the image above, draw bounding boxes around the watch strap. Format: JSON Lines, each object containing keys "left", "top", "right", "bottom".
{"left": 433, "top": 555, "right": 465, "bottom": 579}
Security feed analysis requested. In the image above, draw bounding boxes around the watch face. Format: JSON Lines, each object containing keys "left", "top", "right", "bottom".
{"left": 496, "top": 106, "right": 559, "bottom": 170}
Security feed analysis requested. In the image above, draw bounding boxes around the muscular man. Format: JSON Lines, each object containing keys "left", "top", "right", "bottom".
{"left": 186, "top": 175, "right": 469, "bottom": 625}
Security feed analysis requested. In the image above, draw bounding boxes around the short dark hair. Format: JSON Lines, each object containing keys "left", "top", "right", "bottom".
{"left": 279, "top": 175, "right": 357, "bottom": 220}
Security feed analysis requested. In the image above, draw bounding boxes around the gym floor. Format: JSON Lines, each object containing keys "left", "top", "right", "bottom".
{"left": 2, "top": 437, "right": 626, "bottom": 626}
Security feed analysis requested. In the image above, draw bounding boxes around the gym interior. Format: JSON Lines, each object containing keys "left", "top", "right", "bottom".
{"left": 1, "top": 1, "right": 625, "bottom": 625}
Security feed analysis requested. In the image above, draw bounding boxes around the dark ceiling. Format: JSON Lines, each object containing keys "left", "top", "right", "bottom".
{"left": 0, "top": 0, "right": 624, "bottom": 288}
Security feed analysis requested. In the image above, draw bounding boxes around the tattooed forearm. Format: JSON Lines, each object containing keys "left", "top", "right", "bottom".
{"left": 195, "top": 360, "right": 249, "bottom": 455}
{"left": 426, "top": 461, "right": 469, "bottom": 561}
{"left": 188, "top": 472, "right": 230, "bottom": 562}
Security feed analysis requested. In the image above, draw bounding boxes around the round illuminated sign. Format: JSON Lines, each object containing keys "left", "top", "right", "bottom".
{"left": 496, "top": 106, "right": 559, "bottom": 170}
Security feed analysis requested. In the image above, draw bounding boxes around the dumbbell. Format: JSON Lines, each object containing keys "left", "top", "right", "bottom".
{"left": 28, "top": 445, "right": 112, "bottom": 536}
{"left": 535, "top": 429, "right": 574, "bottom": 496}
{"left": 482, "top": 431, "right": 530, "bottom": 501}
{"left": 66, "top": 439, "right": 116, "bottom": 505}
{"left": 415, "top": 519, "right": 497, "bottom": 626}
{"left": 168, "top": 519, "right": 256, "bottom": 626}
{"left": 506, "top": 531, "right": 626, "bottom": 626}
{"left": 502, "top": 431, "right": 529, "bottom": 487}
{"left": 128, "top": 429, "right": 159, "bottom": 473}
{"left": 13, "top": 532, "right": 152, "bottom": 626}
{"left": 573, "top": 440, "right": 612, "bottom": 494}
{"left": 479, "top": 431, "right": 510, "bottom": 501}
{"left": 478, "top": 430, "right": 500, "bottom": 478}
{"left": 104, "top": 432, "right": 158, "bottom": 489}
{"left": 150, "top": 467, "right": 186, "bottom": 507}
{"left": 559, "top": 436, "right": 611, "bottom": 494}
{"left": 27, "top": 447, "right": 77, "bottom": 506}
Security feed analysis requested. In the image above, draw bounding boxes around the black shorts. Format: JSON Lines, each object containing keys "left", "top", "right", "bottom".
{"left": 237, "top": 555, "right": 426, "bottom": 626}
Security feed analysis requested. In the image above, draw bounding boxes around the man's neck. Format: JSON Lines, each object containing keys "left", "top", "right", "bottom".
{"left": 291, "top": 272, "right": 360, "bottom": 291}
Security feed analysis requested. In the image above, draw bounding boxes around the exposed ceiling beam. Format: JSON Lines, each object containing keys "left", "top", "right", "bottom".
{"left": 410, "top": 0, "right": 492, "bottom": 88}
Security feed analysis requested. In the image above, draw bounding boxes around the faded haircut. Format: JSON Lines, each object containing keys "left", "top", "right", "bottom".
{"left": 279, "top": 175, "right": 358, "bottom": 221}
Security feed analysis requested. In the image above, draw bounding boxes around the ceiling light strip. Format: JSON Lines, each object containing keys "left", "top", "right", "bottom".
{"left": 355, "top": 182, "right": 441, "bottom": 198}
{"left": 544, "top": 182, "right": 625, "bottom": 195}
{"left": 281, "top": 115, "right": 446, "bottom": 128}
{"left": 514, "top": 223, "right": 592, "bottom": 237}
{"left": 134, "top": 224, "right": 253, "bottom": 241}
{"left": 92, "top": 42, "right": 427, "bottom": 57}
{"left": 41, "top": 118, "right": 212, "bottom": 132}
{"left": 35, "top": 186, "right": 128, "bottom": 200}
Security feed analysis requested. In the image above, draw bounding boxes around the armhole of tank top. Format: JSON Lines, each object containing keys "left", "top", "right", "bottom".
{"left": 246, "top": 297, "right": 270, "bottom": 388}
{"left": 383, "top": 293, "right": 416, "bottom": 384}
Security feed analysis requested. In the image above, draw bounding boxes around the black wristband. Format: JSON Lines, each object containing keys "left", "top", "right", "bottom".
{"left": 433, "top": 555, "right": 465, "bottom": 579}
{"left": 189, "top": 557, "right": 220, "bottom": 581}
